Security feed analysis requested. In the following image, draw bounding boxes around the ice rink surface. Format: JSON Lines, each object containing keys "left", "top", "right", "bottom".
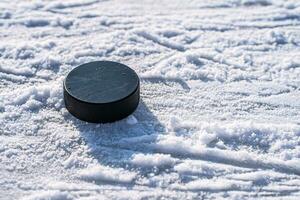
{"left": 0, "top": 0, "right": 300, "bottom": 199}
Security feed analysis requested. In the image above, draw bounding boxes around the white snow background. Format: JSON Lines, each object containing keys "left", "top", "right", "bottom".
{"left": 0, "top": 0, "right": 300, "bottom": 199}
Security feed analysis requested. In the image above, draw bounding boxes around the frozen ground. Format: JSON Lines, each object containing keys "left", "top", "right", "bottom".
{"left": 0, "top": 0, "right": 300, "bottom": 199}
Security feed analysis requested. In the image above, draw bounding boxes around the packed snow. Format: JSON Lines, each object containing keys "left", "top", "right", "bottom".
{"left": 0, "top": 0, "right": 300, "bottom": 199}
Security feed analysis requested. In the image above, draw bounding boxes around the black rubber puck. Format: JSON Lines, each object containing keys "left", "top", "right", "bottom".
{"left": 63, "top": 61, "right": 140, "bottom": 123}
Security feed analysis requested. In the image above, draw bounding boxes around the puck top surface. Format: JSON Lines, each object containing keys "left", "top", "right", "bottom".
{"left": 64, "top": 61, "right": 139, "bottom": 104}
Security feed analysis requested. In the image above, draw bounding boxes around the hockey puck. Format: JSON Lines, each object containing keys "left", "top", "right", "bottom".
{"left": 63, "top": 61, "right": 140, "bottom": 123}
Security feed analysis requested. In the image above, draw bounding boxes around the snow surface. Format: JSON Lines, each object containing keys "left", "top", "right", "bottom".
{"left": 0, "top": 0, "right": 300, "bottom": 199}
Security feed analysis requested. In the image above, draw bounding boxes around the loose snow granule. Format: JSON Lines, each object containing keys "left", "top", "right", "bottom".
{"left": 126, "top": 115, "right": 138, "bottom": 125}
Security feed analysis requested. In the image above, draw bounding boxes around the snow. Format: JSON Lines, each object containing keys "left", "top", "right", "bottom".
{"left": 171, "top": 178, "right": 252, "bottom": 191}
{"left": 0, "top": 0, "right": 300, "bottom": 199}
{"left": 126, "top": 115, "right": 138, "bottom": 125}
{"left": 22, "top": 191, "right": 74, "bottom": 200}
{"left": 79, "top": 165, "right": 137, "bottom": 183}
{"left": 130, "top": 153, "right": 177, "bottom": 167}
